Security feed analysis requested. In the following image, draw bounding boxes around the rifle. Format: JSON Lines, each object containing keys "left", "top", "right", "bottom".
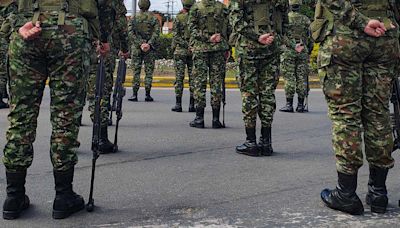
{"left": 304, "top": 72, "right": 310, "bottom": 112}
{"left": 110, "top": 57, "right": 127, "bottom": 153}
{"left": 222, "top": 75, "right": 226, "bottom": 128}
{"left": 86, "top": 56, "right": 106, "bottom": 212}
{"left": 391, "top": 77, "right": 400, "bottom": 152}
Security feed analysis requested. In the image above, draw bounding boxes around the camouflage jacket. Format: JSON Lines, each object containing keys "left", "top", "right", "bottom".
{"left": 0, "top": 0, "right": 17, "bottom": 39}
{"left": 188, "top": 0, "right": 230, "bottom": 53}
{"left": 111, "top": 0, "right": 129, "bottom": 53}
{"left": 285, "top": 11, "right": 312, "bottom": 54}
{"left": 128, "top": 10, "right": 160, "bottom": 54}
{"left": 229, "top": 0, "right": 289, "bottom": 58}
{"left": 172, "top": 9, "right": 191, "bottom": 56}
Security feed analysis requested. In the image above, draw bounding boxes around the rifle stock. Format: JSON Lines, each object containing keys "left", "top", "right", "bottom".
{"left": 391, "top": 77, "right": 400, "bottom": 152}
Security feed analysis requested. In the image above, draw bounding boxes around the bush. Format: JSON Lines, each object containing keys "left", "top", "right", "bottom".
{"left": 156, "top": 33, "right": 173, "bottom": 60}
{"left": 310, "top": 43, "right": 319, "bottom": 72}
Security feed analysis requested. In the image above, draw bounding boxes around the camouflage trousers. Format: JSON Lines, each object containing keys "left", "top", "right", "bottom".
{"left": 131, "top": 51, "right": 155, "bottom": 93}
{"left": 238, "top": 56, "right": 279, "bottom": 128}
{"left": 3, "top": 17, "right": 90, "bottom": 172}
{"left": 318, "top": 32, "right": 399, "bottom": 175}
{"left": 280, "top": 50, "right": 309, "bottom": 99}
{"left": 174, "top": 54, "right": 193, "bottom": 97}
{"left": 87, "top": 48, "right": 115, "bottom": 128}
{"left": 192, "top": 51, "right": 225, "bottom": 109}
{"left": 0, "top": 38, "right": 8, "bottom": 99}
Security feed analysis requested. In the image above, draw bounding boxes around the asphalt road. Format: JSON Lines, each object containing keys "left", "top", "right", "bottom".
{"left": 0, "top": 88, "right": 400, "bottom": 228}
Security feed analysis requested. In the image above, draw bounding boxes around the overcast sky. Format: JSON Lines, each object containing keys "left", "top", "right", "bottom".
{"left": 124, "top": 0, "right": 183, "bottom": 15}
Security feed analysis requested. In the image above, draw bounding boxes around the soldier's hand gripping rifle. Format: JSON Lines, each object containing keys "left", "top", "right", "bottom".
{"left": 391, "top": 77, "right": 400, "bottom": 152}
{"left": 111, "top": 57, "right": 127, "bottom": 153}
{"left": 86, "top": 56, "right": 106, "bottom": 212}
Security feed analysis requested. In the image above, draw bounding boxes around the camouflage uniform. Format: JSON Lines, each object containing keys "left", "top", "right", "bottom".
{"left": 279, "top": 3, "right": 311, "bottom": 113}
{"left": 230, "top": 0, "right": 289, "bottom": 156}
{"left": 188, "top": 0, "right": 230, "bottom": 129}
{"left": 128, "top": 0, "right": 159, "bottom": 101}
{"left": 0, "top": 0, "right": 17, "bottom": 107}
{"left": 318, "top": 0, "right": 399, "bottom": 215}
{"left": 171, "top": 2, "right": 195, "bottom": 112}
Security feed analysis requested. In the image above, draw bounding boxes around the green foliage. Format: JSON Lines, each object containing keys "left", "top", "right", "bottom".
{"left": 300, "top": 0, "right": 315, "bottom": 19}
{"left": 156, "top": 33, "right": 173, "bottom": 59}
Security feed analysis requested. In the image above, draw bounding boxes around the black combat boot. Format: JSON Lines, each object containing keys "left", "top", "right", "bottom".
{"left": 52, "top": 167, "right": 85, "bottom": 219}
{"left": 189, "top": 107, "right": 204, "bottom": 128}
{"left": 145, "top": 90, "right": 154, "bottom": 102}
{"left": 188, "top": 96, "right": 195, "bottom": 112}
{"left": 236, "top": 128, "right": 260, "bottom": 156}
{"left": 321, "top": 172, "right": 364, "bottom": 215}
{"left": 99, "top": 126, "right": 115, "bottom": 154}
{"left": 128, "top": 91, "right": 138, "bottom": 102}
{"left": 259, "top": 127, "right": 273, "bottom": 156}
{"left": 212, "top": 107, "right": 224, "bottom": 129}
{"left": 296, "top": 97, "right": 305, "bottom": 113}
{"left": 366, "top": 166, "right": 389, "bottom": 213}
{"left": 171, "top": 96, "right": 182, "bottom": 112}
{"left": 279, "top": 98, "right": 294, "bottom": 113}
{"left": 0, "top": 99, "right": 9, "bottom": 109}
{"left": 3, "top": 171, "right": 30, "bottom": 220}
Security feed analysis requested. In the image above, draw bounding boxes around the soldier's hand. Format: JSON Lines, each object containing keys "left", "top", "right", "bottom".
{"left": 364, "top": 19, "right": 386, "bottom": 37}
{"left": 295, "top": 44, "right": 304, "bottom": 53}
{"left": 141, "top": 43, "right": 150, "bottom": 52}
{"left": 119, "top": 50, "right": 130, "bottom": 59}
{"left": 19, "top": 21, "right": 41, "bottom": 40}
{"left": 210, "top": 33, "right": 221, "bottom": 43}
{"left": 258, "top": 33, "right": 274, "bottom": 45}
{"left": 97, "top": 42, "right": 110, "bottom": 57}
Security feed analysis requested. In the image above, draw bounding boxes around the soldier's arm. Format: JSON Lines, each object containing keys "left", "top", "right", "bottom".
{"left": 320, "top": 0, "right": 369, "bottom": 31}
{"left": 188, "top": 6, "right": 211, "bottom": 44}
{"left": 129, "top": 18, "right": 146, "bottom": 48}
{"left": 98, "top": 0, "right": 115, "bottom": 42}
{"left": 228, "top": 0, "right": 259, "bottom": 42}
{"left": 114, "top": 1, "right": 129, "bottom": 53}
{"left": 0, "top": 1, "right": 17, "bottom": 39}
{"left": 147, "top": 15, "right": 160, "bottom": 47}
{"left": 171, "top": 17, "right": 180, "bottom": 51}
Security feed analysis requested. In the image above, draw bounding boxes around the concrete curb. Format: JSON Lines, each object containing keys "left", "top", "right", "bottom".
{"left": 123, "top": 76, "right": 321, "bottom": 89}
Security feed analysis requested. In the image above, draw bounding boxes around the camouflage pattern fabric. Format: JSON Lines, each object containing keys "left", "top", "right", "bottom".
{"left": 280, "top": 10, "right": 311, "bottom": 99}
{"left": 129, "top": 10, "right": 159, "bottom": 92}
{"left": 0, "top": 1, "right": 17, "bottom": 99}
{"left": 174, "top": 54, "right": 193, "bottom": 97}
{"left": 172, "top": 9, "right": 193, "bottom": 97}
{"left": 229, "top": 0, "right": 289, "bottom": 128}
{"left": 192, "top": 52, "right": 225, "bottom": 108}
{"left": 318, "top": 0, "right": 399, "bottom": 175}
{"left": 3, "top": 15, "right": 91, "bottom": 172}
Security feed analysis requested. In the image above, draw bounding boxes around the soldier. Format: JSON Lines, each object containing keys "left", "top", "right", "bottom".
{"left": 279, "top": 0, "right": 312, "bottom": 113}
{"left": 171, "top": 0, "right": 195, "bottom": 113}
{"left": 128, "top": 0, "right": 160, "bottom": 102}
{"left": 0, "top": 0, "right": 16, "bottom": 109}
{"left": 230, "top": 0, "right": 289, "bottom": 156}
{"left": 2, "top": 0, "right": 112, "bottom": 219}
{"left": 316, "top": 0, "right": 399, "bottom": 215}
{"left": 188, "top": 0, "right": 230, "bottom": 129}
{"left": 86, "top": 0, "right": 129, "bottom": 154}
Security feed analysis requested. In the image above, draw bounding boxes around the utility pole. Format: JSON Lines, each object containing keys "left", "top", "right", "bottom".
{"left": 132, "top": 0, "right": 137, "bottom": 16}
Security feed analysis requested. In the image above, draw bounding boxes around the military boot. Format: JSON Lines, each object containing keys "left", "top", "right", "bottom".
{"left": 189, "top": 107, "right": 204, "bottom": 128}
{"left": 321, "top": 172, "right": 364, "bottom": 215}
{"left": 188, "top": 96, "right": 195, "bottom": 112}
{"left": 3, "top": 171, "right": 30, "bottom": 220}
{"left": 279, "top": 98, "right": 294, "bottom": 113}
{"left": 236, "top": 128, "right": 260, "bottom": 156}
{"left": 366, "top": 166, "right": 389, "bottom": 213}
{"left": 212, "top": 107, "right": 224, "bottom": 129}
{"left": 296, "top": 97, "right": 305, "bottom": 113}
{"left": 0, "top": 99, "right": 9, "bottom": 109}
{"left": 52, "top": 168, "right": 85, "bottom": 219}
{"left": 259, "top": 127, "right": 273, "bottom": 156}
{"left": 128, "top": 91, "right": 138, "bottom": 102}
{"left": 171, "top": 96, "right": 182, "bottom": 112}
{"left": 99, "top": 126, "right": 115, "bottom": 154}
{"left": 145, "top": 90, "right": 154, "bottom": 102}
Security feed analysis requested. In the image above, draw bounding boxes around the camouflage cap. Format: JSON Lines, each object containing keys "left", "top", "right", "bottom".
{"left": 289, "top": 0, "right": 302, "bottom": 5}
{"left": 182, "top": 0, "right": 195, "bottom": 8}
{"left": 139, "top": 0, "right": 151, "bottom": 10}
